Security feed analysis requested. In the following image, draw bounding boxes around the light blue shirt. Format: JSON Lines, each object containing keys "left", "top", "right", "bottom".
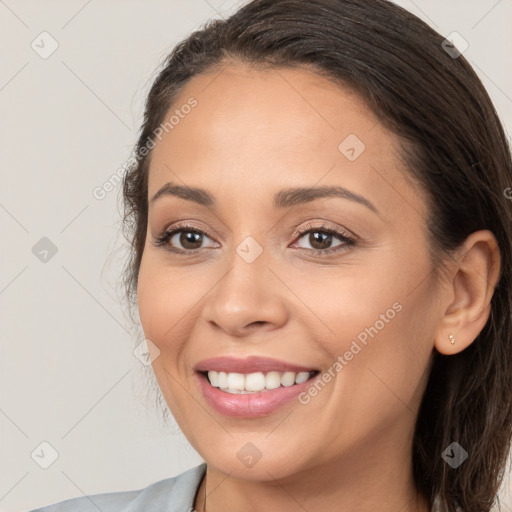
{"left": 28, "top": 463, "right": 207, "bottom": 512}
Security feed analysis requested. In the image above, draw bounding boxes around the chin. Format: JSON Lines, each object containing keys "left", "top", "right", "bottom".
{"left": 193, "top": 435, "right": 309, "bottom": 481}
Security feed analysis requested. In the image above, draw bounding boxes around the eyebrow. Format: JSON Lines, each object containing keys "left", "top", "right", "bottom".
{"left": 149, "top": 182, "right": 378, "bottom": 214}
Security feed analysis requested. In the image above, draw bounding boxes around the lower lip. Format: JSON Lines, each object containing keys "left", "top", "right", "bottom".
{"left": 195, "top": 371, "right": 319, "bottom": 418}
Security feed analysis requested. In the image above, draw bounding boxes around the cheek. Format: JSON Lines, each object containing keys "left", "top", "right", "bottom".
{"left": 343, "top": 295, "right": 435, "bottom": 438}
{"left": 136, "top": 257, "right": 204, "bottom": 423}
{"left": 335, "top": 278, "right": 434, "bottom": 426}
{"left": 136, "top": 256, "right": 202, "bottom": 357}
{"left": 302, "top": 243, "right": 435, "bottom": 393}
{"left": 291, "top": 256, "right": 412, "bottom": 350}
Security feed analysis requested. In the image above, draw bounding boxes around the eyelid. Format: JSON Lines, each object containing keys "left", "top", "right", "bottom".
{"left": 159, "top": 220, "right": 217, "bottom": 239}
{"left": 289, "top": 220, "right": 356, "bottom": 242}
{"left": 161, "top": 221, "right": 219, "bottom": 248}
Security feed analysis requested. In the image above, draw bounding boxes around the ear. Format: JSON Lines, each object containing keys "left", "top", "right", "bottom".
{"left": 434, "top": 230, "right": 501, "bottom": 355}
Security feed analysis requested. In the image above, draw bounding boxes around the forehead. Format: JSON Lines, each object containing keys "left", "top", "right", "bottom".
{"left": 147, "top": 62, "right": 426, "bottom": 220}
{"left": 159, "top": 62, "right": 379, "bottom": 154}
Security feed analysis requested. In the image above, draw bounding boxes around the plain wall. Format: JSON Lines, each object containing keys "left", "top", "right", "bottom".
{"left": 1, "top": 1, "right": 511, "bottom": 511}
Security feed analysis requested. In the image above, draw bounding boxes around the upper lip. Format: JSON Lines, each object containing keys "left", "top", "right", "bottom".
{"left": 194, "top": 356, "right": 319, "bottom": 374}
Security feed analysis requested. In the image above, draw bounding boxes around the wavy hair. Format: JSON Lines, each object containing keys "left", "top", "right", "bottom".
{"left": 119, "top": 1, "right": 512, "bottom": 510}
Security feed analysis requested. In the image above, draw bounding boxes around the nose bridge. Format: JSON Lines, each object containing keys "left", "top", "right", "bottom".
{"left": 202, "top": 230, "right": 289, "bottom": 335}
{"left": 217, "top": 232, "right": 272, "bottom": 308}
{"left": 220, "top": 205, "right": 272, "bottom": 271}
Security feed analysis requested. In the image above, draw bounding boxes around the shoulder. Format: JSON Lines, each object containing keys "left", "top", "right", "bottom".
{"left": 27, "top": 463, "right": 207, "bottom": 512}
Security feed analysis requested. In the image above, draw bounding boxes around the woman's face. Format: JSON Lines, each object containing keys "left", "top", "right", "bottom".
{"left": 137, "top": 62, "right": 446, "bottom": 480}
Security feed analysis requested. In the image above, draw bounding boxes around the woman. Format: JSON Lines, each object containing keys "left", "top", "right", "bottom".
{"left": 29, "top": 0, "right": 512, "bottom": 511}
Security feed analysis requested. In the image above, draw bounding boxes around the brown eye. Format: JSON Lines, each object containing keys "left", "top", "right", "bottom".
{"left": 305, "top": 231, "right": 334, "bottom": 251}
{"left": 292, "top": 224, "right": 355, "bottom": 255}
{"left": 153, "top": 222, "right": 356, "bottom": 257}
{"left": 152, "top": 225, "right": 217, "bottom": 254}
{"left": 176, "top": 230, "right": 204, "bottom": 250}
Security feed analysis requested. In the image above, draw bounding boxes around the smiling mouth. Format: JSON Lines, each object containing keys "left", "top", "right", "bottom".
{"left": 199, "top": 369, "right": 321, "bottom": 394}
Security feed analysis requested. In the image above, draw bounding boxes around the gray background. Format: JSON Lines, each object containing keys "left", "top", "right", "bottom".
{"left": 1, "top": 1, "right": 511, "bottom": 511}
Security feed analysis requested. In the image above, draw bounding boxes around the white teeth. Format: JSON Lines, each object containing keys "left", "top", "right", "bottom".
{"left": 208, "top": 371, "right": 219, "bottom": 387}
{"left": 265, "top": 371, "right": 281, "bottom": 389}
{"left": 281, "top": 371, "right": 296, "bottom": 387}
{"left": 218, "top": 371, "right": 228, "bottom": 389}
{"left": 295, "top": 371, "right": 310, "bottom": 384}
{"left": 245, "top": 372, "right": 266, "bottom": 391}
{"left": 206, "top": 370, "right": 316, "bottom": 393}
{"left": 227, "top": 372, "right": 245, "bottom": 390}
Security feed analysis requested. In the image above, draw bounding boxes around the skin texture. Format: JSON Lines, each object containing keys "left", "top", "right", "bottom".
{"left": 136, "top": 62, "right": 501, "bottom": 512}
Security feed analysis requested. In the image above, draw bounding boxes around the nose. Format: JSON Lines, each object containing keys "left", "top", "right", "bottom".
{"left": 201, "top": 248, "right": 290, "bottom": 338}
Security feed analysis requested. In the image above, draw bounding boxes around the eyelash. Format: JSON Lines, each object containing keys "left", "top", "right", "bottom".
{"left": 152, "top": 221, "right": 357, "bottom": 257}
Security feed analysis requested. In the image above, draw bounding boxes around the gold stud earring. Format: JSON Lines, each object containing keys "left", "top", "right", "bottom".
{"left": 449, "top": 334, "right": 455, "bottom": 345}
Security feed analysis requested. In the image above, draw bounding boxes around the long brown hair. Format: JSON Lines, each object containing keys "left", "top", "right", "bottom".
{"left": 120, "top": 1, "right": 512, "bottom": 510}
